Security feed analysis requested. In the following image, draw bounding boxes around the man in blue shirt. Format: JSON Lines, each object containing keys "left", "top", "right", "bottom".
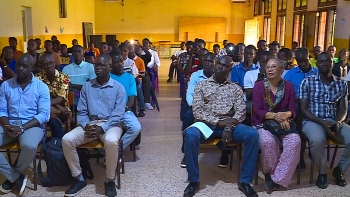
{"left": 62, "top": 54, "right": 125, "bottom": 197}
{"left": 230, "top": 46, "right": 259, "bottom": 87}
{"left": 284, "top": 47, "right": 318, "bottom": 97}
{"left": 110, "top": 50, "right": 142, "bottom": 150}
{"left": 0, "top": 46, "right": 16, "bottom": 84}
{"left": 0, "top": 54, "right": 50, "bottom": 196}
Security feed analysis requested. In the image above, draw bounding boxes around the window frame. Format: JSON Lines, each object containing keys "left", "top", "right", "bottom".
{"left": 318, "top": 0, "right": 337, "bottom": 8}
{"left": 276, "top": 14, "right": 286, "bottom": 46}
{"left": 264, "top": 0, "right": 272, "bottom": 15}
{"left": 294, "top": 0, "right": 307, "bottom": 11}
{"left": 277, "top": 0, "right": 287, "bottom": 13}
{"left": 254, "top": 0, "right": 262, "bottom": 16}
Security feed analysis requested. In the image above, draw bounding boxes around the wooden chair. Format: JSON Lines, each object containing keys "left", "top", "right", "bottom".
{"left": 77, "top": 139, "right": 124, "bottom": 189}
{"left": 200, "top": 139, "right": 242, "bottom": 183}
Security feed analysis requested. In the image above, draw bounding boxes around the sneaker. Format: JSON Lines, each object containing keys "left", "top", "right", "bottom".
{"left": 181, "top": 156, "right": 186, "bottom": 168}
{"left": 64, "top": 179, "right": 87, "bottom": 197}
{"left": 145, "top": 103, "right": 154, "bottom": 110}
{"left": 138, "top": 110, "right": 145, "bottom": 117}
{"left": 167, "top": 78, "right": 173, "bottom": 83}
{"left": 105, "top": 181, "right": 117, "bottom": 197}
{"left": 218, "top": 155, "right": 229, "bottom": 168}
{"left": 0, "top": 179, "right": 15, "bottom": 194}
{"left": 135, "top": 145, "right": 140, "bottom": 150}
{"left": 14, "top": 174, "right": 28, "bottom": 196}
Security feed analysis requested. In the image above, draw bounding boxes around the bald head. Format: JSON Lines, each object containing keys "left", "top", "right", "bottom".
{"left": 16, "top": 53, "right": 35, "bottom": 78}
{"left": 96, "top": 54, "right": 112, "bottom": 65}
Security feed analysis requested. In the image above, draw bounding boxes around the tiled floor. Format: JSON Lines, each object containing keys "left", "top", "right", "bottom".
{"left": 1, "top": 59, "right": 350, "bottom": 196}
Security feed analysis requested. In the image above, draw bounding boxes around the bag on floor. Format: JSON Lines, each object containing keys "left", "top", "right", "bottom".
{"left": 77, "top": 148, "right": 94, "bottom": 180}
{"left": 37, "top": 138, "right": 73, "bottom": 187}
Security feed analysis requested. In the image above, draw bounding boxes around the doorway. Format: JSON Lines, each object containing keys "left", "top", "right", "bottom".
{"left": 21, "top": 7, "right": 33, "bottom": 53}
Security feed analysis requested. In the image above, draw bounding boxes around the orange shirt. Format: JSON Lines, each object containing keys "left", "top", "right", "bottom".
{"left": 84, "top": 48, "right": 100, "bottom": 57}
{"left": 133, "top": 56, "right": 145, "bottom": 72}
{"left": 13, "top": 50, "right": 23, "bottom": 60}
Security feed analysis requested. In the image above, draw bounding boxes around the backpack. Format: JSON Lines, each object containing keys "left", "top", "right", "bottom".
{"left": 37, "top": 138, "right": 94, "bottom": 187}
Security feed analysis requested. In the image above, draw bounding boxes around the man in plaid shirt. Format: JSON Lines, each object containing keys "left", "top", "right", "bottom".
{"left": 300, "top": 52, "right": 350, "bottom": 189}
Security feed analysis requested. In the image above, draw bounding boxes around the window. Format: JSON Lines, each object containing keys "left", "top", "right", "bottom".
{"left": 264, "top": 0, "right": 272, "bottom": 15}
{"left": 318, "top": 0, "right": 337, "bottom": 7}
{"left": 295, "top": 0, "right": 307, "bottom": 10}
{"left": 277, "top": 0, "right": 287, "bottom": 12}
{"left": 293, "top": 14, "right": 305, "bottom": 47}
{"left": 314, "top": 10, "right": 336, "bottom": 49}
{"left": 254, "top": 0, "right": 262, "bottom": 16}
{"left": 263, "top": 17, "right": 271, "bottom": 44}
{"left": 276, "top": 16, "right": 286, "bottom": 46}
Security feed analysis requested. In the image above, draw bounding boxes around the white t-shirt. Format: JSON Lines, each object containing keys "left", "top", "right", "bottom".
{"left": 244, "top": 69, "right": 260, "bottom": 89}
{"left": 173, "top": 49, "right": 186, "bottom": 58}
{"left": 0, "top": 67, "right": 2, "bottom": 80}
{"left": 123, "top": 58, "right": 139, "bottom": 78}
{"left": 141, "top": 49, "right": 161, "bottom": 68}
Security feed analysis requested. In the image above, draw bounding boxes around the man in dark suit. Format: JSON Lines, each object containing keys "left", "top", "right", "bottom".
{"left": 332, "top": 49, "right": 349, "bottom": 79}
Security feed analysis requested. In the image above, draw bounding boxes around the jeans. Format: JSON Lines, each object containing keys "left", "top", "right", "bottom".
{"left": 184, "top": 123, "right": 259, "bottom": 183}
{"left": 181, "top": 107, "right": 194, "bottom": 153}
{"left": 121, "top": 111, "right": 142, "bottom": 150}
{"left": 48, "top": 117, "right": 66, "bottom": 139}
{"left": 136, "top": 78, "right": 145, "bottom": 110}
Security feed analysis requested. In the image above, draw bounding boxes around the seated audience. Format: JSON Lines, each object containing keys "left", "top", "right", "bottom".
{"left": 232, "top": 43, "right": 245, "bottom": 66}
{"left": 67, "top": 39, "right": 78, "bottom": 55}
{"left": 142, "top": 38, "right": 160, "bottom": 75}
{"left": 253, "top": 59, "right": 300, "bottom": 194}
{"left": 112, "top": 40, "right": 120, "bottom": 51}
{"left": 36, "top": 54, "right": 70, "bottom": 139}
{"left": 213, "top": 44, "right": 220, "bottom": 56}
{"left": 167, "top": 42, "right": 186, "bottom": 82}
{"left": 60, "top": 44, "right": 73, "bottom": 71}
{"left": 110, "top": 51, "right": 142, "bottom": 149}
{"left": 9, "top": 37, "right": 23, "bottom": 60}
{"left": 253, "top": 40, "right": 268, "bottom": 64}
{"left": 119, "top": 42, "right": 138, "bottom": 77}
{"left": 244, "top": 51, "right": 273, "bottom": 102}
{"left": 269, "top": 42, "right": 280, "bottom": 58}
{"left": 183, "top": 56, "right": 259, "bottom": 197}
{"left": 84, "top": 51, "right": 95, "bottom": 64}
{"left": 327, "top": 45, "right": 338, "bottom": 63}
{"left": 218, "top": 39, "right": 228, "bottom": 56}
{"left": 85, "top": 42, "right": 100, "bottom": 57}
{"left": 62, "top": 54, "right": 125, "bottom": 197}
{"left": 26, "top": 39, "right": 41, "bottom": 74}
{"left": 52, "top": 40, "right": 61, "bottom": 55}
{"left": 51, "top": 35, "right": 58, "bottom": 41}
{"left": 0, "top": 54, "right": 50, "bottom": 196}
{"left": 100, "top": 42, "right": 109, "bottom": 56}
{"left": 35, "top": 38, "right": 45, "bottom": 54}
{"left": 129, "top": 44, "right": 146, "bottom": 117}
{"left": 181, "top": 52, "right": 216, "bottom": 167}
{"left": 310, "top": 46, "right": 322, "bottom": 68}
{"left": 0, "top": 46, "right": 16, "bottom": 82}
{"left": 231, "top": 46, "right": 258, "bottom": 87}
{"left": 300, "top": 52, "right": 350, "bottom": 189}
{"left": 277, "top": 48, "right": 296, "bottom": 77}
{"left": 291, "top": 41, "right": 298, "bottom": 53}
{"left": 332, "top": 49, "right": 349, "bottom": 79}
{"left": 44, "top": 40, "right": 62, "bottom": 70}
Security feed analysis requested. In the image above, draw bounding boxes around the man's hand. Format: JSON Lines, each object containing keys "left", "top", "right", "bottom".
{"left": 321, "top": 120, "right": 335, "bottom": 137}
{"left": 217, "top": 118, "right": 238, "bottom": 128}
{"left": 5, "top": 125, "right": 21, "bottom": 138}
{"left": 84, "top": 125, "right": 104, "bottom": 138}
{"left": 0, "top": 58, "right": 6, "bottom": 66}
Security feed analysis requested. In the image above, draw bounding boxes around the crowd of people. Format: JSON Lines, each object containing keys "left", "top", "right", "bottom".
{"left": 175, "top": 39, "right": 350, "bottom": 197}
{"left": 0, "top": 34, "right": 350, "bottom": 197}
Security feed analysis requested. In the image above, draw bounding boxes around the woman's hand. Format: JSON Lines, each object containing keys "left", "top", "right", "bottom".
{"left": 274, "top": 112, "right": 291, "bottom": 123}
{"left": 280, "top": 120, "right": 291, "bottom": 131}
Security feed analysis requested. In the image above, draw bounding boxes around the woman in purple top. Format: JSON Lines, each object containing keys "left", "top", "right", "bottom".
{"left": 252, "top": 59, "right": 301, "bottom": 194}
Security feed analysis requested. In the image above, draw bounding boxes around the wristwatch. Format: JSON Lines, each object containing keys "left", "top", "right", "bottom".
{"left": 3, "top": 65, "right": 8, "bottom": 68}
{"left": 19, "top": 125, "right": 25, "bottom": 134}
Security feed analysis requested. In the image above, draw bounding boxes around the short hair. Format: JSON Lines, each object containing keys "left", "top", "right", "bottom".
{"left": 2, "top": 46, "right": 13, "bottom": 53}
{"left": 319, "top": 51, "right": 332, "bottom": 59}
{"left": 119, "top": 42, "right": 130, "bottom": 50}
{"left": 61, "top": 44, "right": 68, "bottom": 48}
{"left": 180, "top": 42, "right": 186, "bottom": 45}
{"left": 52, "top": 40, "right": 61, "bottom": 46}
{"left": 261, "top": 51, "right": 273, "bottom": 58}
{"left": 295, "top": 47, "right": 309, "bottom": 57}
{"left": 109, "top": 50, "right": 122, "bottom": 57}
{"left": 142, "top": 38, "right": 150, "bottom": 43}
{"left": 35, "top": 38, "right": 41, "bottom": 41}
{"left": 246, "top": 45, "right": 257, "bottom": 51}
{"left": 72, "top": 39, "right": 78, "bottom": 42}
{"left": 292, "top": 41, "right": 298, "bottom": 45}
{"left": 269, "top": 42, "right": 281, "bottom": 48}
{"left": 28, "top": 39, "right": 35, "bottom": 43}
{"left": 44, "top": 40, "right": 52, "bottom": 44}
{"left": 51, "top": 35, "right": 57, "bottom": 39}
{"left": 213, "top": 44, "right": 220, "bottom": 48}
{"left": 73, "top": 45, "right": 84, "bottom": 51}
{"left": 9, "top": 37, "right": 17, "bottom": 42}
{"left": 236, "top": 43, "right": 246, "bottom": 47}
{"left": 327, "top": 45, "right": 336, "bottom": 50}
{"left": 257, "top": 39, "right": 267, "bottom": 45}
{"left": 186, "top": 41, "right": 194, "bottom": 46}
{"left": 197, "top": 39, "right": 206, "bottom": 46}
{"left": 278, "top": 48, "right": 293, "bottom": 58}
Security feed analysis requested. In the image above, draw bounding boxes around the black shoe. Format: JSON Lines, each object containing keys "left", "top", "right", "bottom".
{"left": 167, "top": 78, "right": 173, "bottom": 83}
{"left": 218, "top": 154, "right": 229, "bottom": 168}
{"left": 299, "top": 159, "right": 306, "bottom": 170}
{"left": 105, "top": 181, "right": 117, "bottom": 197}
{"left": 265, "top": 178, "right": 277, "bottom": 194}
{"left": 14, "top": 174, "right": 28, "bottom": 196}
{"left": 65, "top": 179, "right": 87, "bottom": 197}
{"left": 238, "top": 182, "right": 258, "bottom": 197}
{"left": 332, "top": 166, "right": 346, "bottom": 187}
{"left": 316, "top": 174, "right": 328, "bottom": 189}
{"left": 181, "top": 156, "right": 186, "bottom": 168}
{"left": 0, "top": 179, "right": 15, "bottom": 194}
{"left": 138, "top": 110, "right": 145, "bottom": 117}
{"left": 183, "top": 182, "right": 200, "bottom": 197}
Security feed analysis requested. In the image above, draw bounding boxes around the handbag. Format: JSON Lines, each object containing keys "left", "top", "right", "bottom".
{"left": 263, "top": 119, "right": 297, "bottom": 136}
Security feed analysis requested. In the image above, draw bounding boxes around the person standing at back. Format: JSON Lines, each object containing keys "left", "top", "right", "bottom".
{"left": 167, "top": 42, "right": 186, "bottom": 83}
{"left": 333, "top": 49, "right": 350, "bottom": 80}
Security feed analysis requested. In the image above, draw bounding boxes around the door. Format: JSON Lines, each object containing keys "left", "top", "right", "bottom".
{"left": 244, "top": 19, "right": 259, "bottom": 47}
{"left": 21, "top": 7, "right": 33, "bottom": 53}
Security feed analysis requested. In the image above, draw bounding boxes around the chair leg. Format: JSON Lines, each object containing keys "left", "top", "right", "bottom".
{"left": 116, "top": 162, "right": 121, "bottom": 189}
{"left": 255, "top": 154, "right": 259, "bottom": 185}
{"left": 132, "top": 142, "right": 136, "bottom": 162}
{"left": 6, "top": 149, "right": 12, "bottom": 165}
{"left": 33, "top": 158, "right": 37, "bottom": 191}
{"left": 229, "top": 147, "right": 234, "bottom": 171}
{"left": 330, "top": 145, "right": 339, "bottom": 169}
{"left": 327, "top": 145, "right": 330, "bottom": 161}
{"left": 310, "top": 159, "right": 314, "bottom": 184}
{"left": 237, "top": 144, "right": 242, "bottom": 183}
{"left": 297, "top": 162, "right": 301, "bottom": 185}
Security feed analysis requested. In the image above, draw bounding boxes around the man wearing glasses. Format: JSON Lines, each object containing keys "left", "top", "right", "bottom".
{"left": 62, "top": 54, "right": 126, "bottom": 197}
{"left": 36, "top": 54, "right": 70, "bottom": 139}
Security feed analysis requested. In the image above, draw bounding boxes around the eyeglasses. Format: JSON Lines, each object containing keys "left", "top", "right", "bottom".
{"left": 265, "top": 65, "right": 280, "bottom": 70}
{"left": 93, "top": 63, "right": 111, "bottom": 68}
{"left": 41, "top": 61, "right": 55, "bottom": 68}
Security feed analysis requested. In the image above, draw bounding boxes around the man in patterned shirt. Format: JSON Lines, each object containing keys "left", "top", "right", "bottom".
{"left": 183, "top": 56, "right": 259, "bottom": 197}
{"left": 300, "top": 52, "right": 350, "bottom": 189}
{"left": 36, "top": 54, "right": 70, "bottom": 139}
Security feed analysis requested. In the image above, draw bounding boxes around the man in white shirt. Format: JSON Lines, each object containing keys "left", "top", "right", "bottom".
{"left": 141, "top": 38, "right": 161, "bottom": 70}
{"left": 119, "top": 42, "right": 139, "bottom": 78}
{"left": 167, "top": 42, "right": 186, "bottom": 83}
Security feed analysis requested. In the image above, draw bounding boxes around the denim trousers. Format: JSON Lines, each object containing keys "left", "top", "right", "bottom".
{"left": 121, "top": 111, "right": 142, "bottom": 150}
{"left": 184, "top": 123, "right": 259, "bottom": 183}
